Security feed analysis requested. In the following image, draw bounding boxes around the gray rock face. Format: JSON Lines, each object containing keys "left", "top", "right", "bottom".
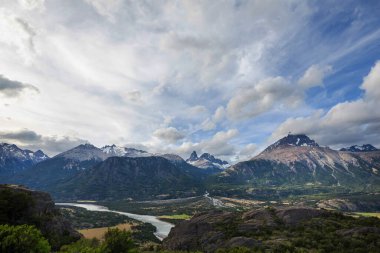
{"left": 0, "top": 184, "right": 81, "bottom": 250}
{"left": 163, "top": 207, "right": 327, "bottom": 252}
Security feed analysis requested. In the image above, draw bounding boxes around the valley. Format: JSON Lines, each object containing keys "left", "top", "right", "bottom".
{"left": 1, "top": 134, "right": 380, "bottom": 252}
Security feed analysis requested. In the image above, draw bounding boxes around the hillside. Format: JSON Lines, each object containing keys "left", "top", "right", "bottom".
{"left": 211, "top": 135, "right": 380, "bottom": 192}
{"left": 51, "top": 156, "right": 204, "bottom": 201}
{"left": 163, "top": 207, "right": 380, "bottom": 252}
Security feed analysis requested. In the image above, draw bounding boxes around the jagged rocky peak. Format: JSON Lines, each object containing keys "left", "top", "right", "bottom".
{"left": 340, "top": 144, "right": 378, "bottom": 152}
{"left": 200, "top": 153, "right": 229, "bottom": 165}
{"left": 186, "top": 150, "right": 229, "bottom": 171}
{"left": 187, "top": 151, "right": 199, "bottom": 162}
{"left": 264, "top": 134, "right": 319, "bottom": 152}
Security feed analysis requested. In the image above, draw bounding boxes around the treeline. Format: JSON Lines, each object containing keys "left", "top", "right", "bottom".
{"left": 0, "top": 225, "right": 136, "bottom": 253}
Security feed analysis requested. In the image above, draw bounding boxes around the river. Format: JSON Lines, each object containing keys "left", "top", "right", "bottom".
{"left": 56, "top": 203, "right": 174, "bottom": 240}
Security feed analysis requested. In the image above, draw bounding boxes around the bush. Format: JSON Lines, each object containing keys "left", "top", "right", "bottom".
{"left": 101, "top": 228, "right": 137, "bottom": 253}
{"left": 0, "top": 224, "right": 50, "bottom": 253}
{"left": 59, "top": 238, "right": 101, "bottom": 253}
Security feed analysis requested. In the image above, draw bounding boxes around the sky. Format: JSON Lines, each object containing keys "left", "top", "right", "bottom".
{"left": 0, "top": 0, "right": 380, "bottom": 161}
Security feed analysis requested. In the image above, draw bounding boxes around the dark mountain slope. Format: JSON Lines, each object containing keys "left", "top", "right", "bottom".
{"left": 8, "top": 144, "right": 109, "bottom": 190}
{"left": 52, "top": 156, "right": 203, "bottom": 201}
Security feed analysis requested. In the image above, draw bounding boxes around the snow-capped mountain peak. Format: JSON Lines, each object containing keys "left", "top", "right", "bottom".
{"left": 340, "top": 144, "right": 378, "bottom": 152}
{"left": 186, "top": 151, "right": 229, "bottom": 171}
{"left": 0, "top": 143, "right": 49, "bottom": 174}
{"left": 101, "top": 145, "right": 152, "bottom": 158}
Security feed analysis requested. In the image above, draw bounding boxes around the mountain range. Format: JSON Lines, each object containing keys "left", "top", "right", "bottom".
{"left": 0, "top": 143, "right": 48, "bottom": 177}
{"left": 213, "top": 134, "right": 380, "bottom": 194}
{"left": 186, "top": 151, "right": 230, "bottom": 173}
{"left": 1, "top": 134, "right": 379, "bottom": 201}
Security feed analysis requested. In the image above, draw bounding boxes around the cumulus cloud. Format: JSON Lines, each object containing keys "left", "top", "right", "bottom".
{"left": 153, "top": 127, "right": 185, "bottom": 143}
{"left": 298, "top": 65, "right": 333, "bottom": 88}
{"left": 272, "top": 61, "right": 380, "bottom": 147}
{"left": 237, "top": 143, "right": 258, "bottom": 161}
{"left": 200, "top": 129, "right": 239, "bottom": 156}
{"left": 148, "top": 129, "right": 239, "bottom": 160}
{"left": 200, "top": 106, "right": 225, "bottom": 131}
{"left": 0, "top": 75, "right": 39, "bottom": 97}
{"left": 227, "top": 77, "right": 303, "bottom": 120}
{"left": 0, "top": 129, "right": 87, "bottom": 155}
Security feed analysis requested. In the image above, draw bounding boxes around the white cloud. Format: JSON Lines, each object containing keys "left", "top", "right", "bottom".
{"left": 227, "top": 77, "right": 303, "bottom": 120}
{"left": 298, "top": 64, "right": 333, "bottom": 88}
{"left": 272, "top": 61, "right": 380, "bottom": 147}
{"left": 237, "top": 143, "right": 258, "bottom": 161}
{"left": 198, "top": 129, "right": 239, "bottom": 156}
{"left": 153, "top": 127, "right": 185, "bottom": 143}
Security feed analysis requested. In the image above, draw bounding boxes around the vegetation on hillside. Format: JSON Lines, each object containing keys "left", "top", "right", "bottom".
{"left": 0, "top": 224, "right": 51, "bottom": 253}
{"left": 59, "top": 206, "right": 159, "bottom": 244}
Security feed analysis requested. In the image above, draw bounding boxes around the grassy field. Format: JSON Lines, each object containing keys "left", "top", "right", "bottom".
{"left": 354, "top": 212, "right": 380, "bottom": 218}
{"left": 78, "top": 222, "right": 134, "bottom": 240}
{"left": 158, "top": 214, "right": 191, "bottom": 220}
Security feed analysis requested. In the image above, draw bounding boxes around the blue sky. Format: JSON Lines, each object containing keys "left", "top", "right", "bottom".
{"left": 0, "top": 0, "right": 379, "bottom": 161}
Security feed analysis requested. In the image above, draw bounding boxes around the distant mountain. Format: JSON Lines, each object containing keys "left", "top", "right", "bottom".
{"left": 8, "top": 144, "right": 110, "bottom": 189}
{"left": 101, "top": 144, "right": 153, "bottom": 157}
{"left": 51, "top": 156, "right": 203, "bottom": 201}
{"left": 0, "top": 143, "right": 48, "bottom": 177}
{"left": 186, "top": 151, "right": 229, "bottom": 173}
{"left": 340, "top": 144, "right": 378, "bottom": 152}
{"left": 160, "top": 153, "right": 213, "bottom": 178}
{"left": 213, "top": 134, "right": 380, "bottom": 192}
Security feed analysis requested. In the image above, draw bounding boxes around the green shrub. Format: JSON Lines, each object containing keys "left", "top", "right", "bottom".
{"left": 101, "top": 228, "right": 137, "bottom": 253}
{"left": 0, "top": 224, "right": 50, "bottom": 253}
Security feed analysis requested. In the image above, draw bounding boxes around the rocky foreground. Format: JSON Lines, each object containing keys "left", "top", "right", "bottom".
{"left": 163, "top": 207, "right": 380, "bottom": 252}
{"left": 0, "top": 184, "right": 81, "bottom": 250}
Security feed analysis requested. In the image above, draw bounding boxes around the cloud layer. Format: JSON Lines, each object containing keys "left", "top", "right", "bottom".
{"left": 0, "top": 1, "right": 379, "bottom": 160}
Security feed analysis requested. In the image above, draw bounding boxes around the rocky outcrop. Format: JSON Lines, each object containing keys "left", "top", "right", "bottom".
{"left": 0, "top": 184, "right": 81, "bottom": 250}
{"left": 163, "top": 207, "right": 328, "bottom": 252}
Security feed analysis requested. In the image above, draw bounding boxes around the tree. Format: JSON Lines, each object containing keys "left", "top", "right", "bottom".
{"left": 101, "top": 228, "right": 137, "bottom": 253}
{"left": 0, "top": 224, "right": 50, "bottom": 253}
